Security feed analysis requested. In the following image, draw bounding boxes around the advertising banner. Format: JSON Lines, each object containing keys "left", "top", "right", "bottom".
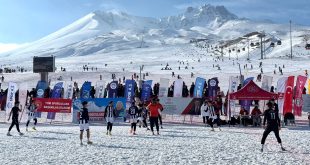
{"left": 35, "top": 98, "right": 72, "bottom": 113}
{"left": 158, "top": 78, "right": 169, "bottom": 97}
{"left": 108, "top": 81, "right": 118, "bottom": 98}
{"left": 6, "top": 82, "right": 18, "bottom": 112}
{"left": 193, "top": 77, "right": 206, "bottom": 98}
{"left": 159, "top": 97, "right": 202, "bottom": 115}
{"left": 173, "top": 79, "right": 183, "bottom": 97}
{"left": 141, "top": 80, "right": 152, "bottom": 102}
{"left": 294, "top": 75, "right": 307, "bottom": 116}
{"left": 125, "top": 80, "right": 135, "bottom": 103}
{"left": 72, "top": 98, "right": 126, "bottom": 123}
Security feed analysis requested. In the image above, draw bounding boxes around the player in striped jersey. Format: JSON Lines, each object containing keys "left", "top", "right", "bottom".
{"left": 26, "top": 100, "right": 38, "bottom": 131}
{"left": 79, "top": 101, "right": 92, "bottom": 145}
{"left": 104, "top": 101, "right": 116, "bottom": 136}
{"left": 207, "top": 101, "right": 221, "bottom": 131}
{"left": 128, "top": 102, "right": 138, "bottom": 135}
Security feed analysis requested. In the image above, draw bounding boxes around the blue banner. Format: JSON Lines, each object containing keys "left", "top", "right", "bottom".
{"left": 80, "top": 81, "right": 92, "bottom": 99}
{"left": 72, "top": 98, "right": 127, "bottom": 123}
{"left": 125, "top": 80, "right": 135, "bottom": 103}
{"left": 241, "top": 77, "right": 255, "bottom": 112}
{"left": 208, "top": 77, "right": 219, "bottom": 101}
{"left": 193, "top": 77, "right": 206, "bottom": 98}
{"left": 47, "top": 82, "right": 64, "bottom": 120}
{"left": 141, "top": 80, "right": 152, "bottom": 102}
{"left": 35, "top": 81, "right": 48, "bottom": 118}
{"left": 108, "top": 81, "right": 118, "bottom": 98}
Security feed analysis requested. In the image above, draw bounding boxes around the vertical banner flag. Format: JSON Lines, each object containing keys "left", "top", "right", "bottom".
{"left": 19, "top": 83, "right": 28, "bottom": 110}
{"left": 193, "top": 77, "right": 206, "bottom": 98}
{"left": 6, "top": 82, "right": 18, "bottom": 114}
{"left": 173, "top": 79, "right": 183, "bottom": 97}
{"left": 125, "top": 80, "right": 135, "bottom": 103}
{"left": 241, "top": 77, "right": 254, "bottom": 112}
{"left": 228, "top": 76, "right": 239, "bottom": 118}
{"left": 261, "top": 75, "right": 273, "bottom": 91}
{"left": 159, "top": 78, "right": 169, "bottom": 97}
{"left": 294, "top": 75, "right": 307, "bottom": 116}
{"left": 283, "top": 76, "right": 295, "bottom": 115}
{"left": 141, "top": 80, "right": 153, "bottom": 102}
{"left": 208, "top": 77, "right": 219, "bottom": 101}
{"left": 19, "top": 83, "right": 28, "bottom": 121}
{"left": 36, "top": 80, "right": 48, "bottom": 118}
{"left": 80, "top": 81, "right": 92, "bottom": 99}
{"left": 96, "top": 81, "right": 105, "bottom": 98}
{"left": 108, "top": 81, "right": 118, "bottom": 98}
{"left": 277, "top": 77, "right": 288, "bottom": 114}
{"left": 47, "top": 82, "right": 64, "bottom": 119}
{"left": 63, "top": 81, "right": 74, "bottom": 99}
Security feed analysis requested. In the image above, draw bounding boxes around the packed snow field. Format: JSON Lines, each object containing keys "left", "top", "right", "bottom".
{"left": 1, "top": 122, "right": 310, "bottom": 165}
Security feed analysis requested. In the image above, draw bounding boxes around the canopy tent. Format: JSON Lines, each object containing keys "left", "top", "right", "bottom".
{"left": 229, "top": 80, "right": 278, "bottom": 100}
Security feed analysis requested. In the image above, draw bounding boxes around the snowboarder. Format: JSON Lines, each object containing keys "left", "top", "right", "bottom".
{"left": 128, "top": 102, "right": 138, "bottom": 135}
{"left": 79, "top": 101, "right": 92, "bottom": 145}
{"left": 104, "top": 101, "right": 116, "bottom": 136}
{"left": 260, "top": 102, "right": 285, "bottom": 152}
{"left": 26, "top": 100, "right": 38, "bottom": 131}
{"left": 7, "top": 101, "right": 24, "bottom": 136}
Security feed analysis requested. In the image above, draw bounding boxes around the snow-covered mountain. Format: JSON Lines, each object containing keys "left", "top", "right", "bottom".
{"left": 1, "top": 4, "right": 310, "bottom": 60}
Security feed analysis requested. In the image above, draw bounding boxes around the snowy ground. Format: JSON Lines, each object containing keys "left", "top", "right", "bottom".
{"left": 1, "top": 121, "right": 310, "bottom": 165}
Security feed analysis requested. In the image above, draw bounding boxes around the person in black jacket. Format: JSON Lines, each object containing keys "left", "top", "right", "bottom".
{"left": 79, "top": 101, "right": 92, "bottom": 145}
{"left": 104, "top": 101, "right": 116, "bottom": 136}
{"left": 260, "top": 102, "right": 285, "bottom": 152}
{"left": 7, "top": 101, "right": 24, "bottom": 136}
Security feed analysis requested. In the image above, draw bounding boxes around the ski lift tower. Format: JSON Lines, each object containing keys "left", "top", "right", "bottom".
{"left": 258, "top": 32, "right": 266, "bottom": 60}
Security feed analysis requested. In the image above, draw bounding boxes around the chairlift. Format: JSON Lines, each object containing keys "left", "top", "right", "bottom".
{"left": 250, "top": 43, "right": 255, "bottom": 47}
{"left": 270, "top": 42, "right": 275, "bottom": 47}
{"left": 242, "top": 48, "right": 245, "bottom": 51}
{"left": 306, "top": 44, "right": 310, "bottom": 50}
{"left": 229, "top": 49, "right": 231, "bottom": 53}
{"left": 277, "top": 40, "right": 282, "bottom": 45}
{"left": 255, "top": 42, "right": 260, "bottom": 46}
{"left": 232, "top": 48, "right": 235, "bottom": 51}
{"left": 237, "top": 49, "right": 240, "bottom": 53}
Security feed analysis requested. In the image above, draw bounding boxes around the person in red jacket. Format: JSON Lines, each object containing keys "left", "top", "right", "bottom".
{"left": 147, "top": 99, "right": 161, "bottom": 135}
{"left": 251, "top": 106, "right": 262, "bottom": 127}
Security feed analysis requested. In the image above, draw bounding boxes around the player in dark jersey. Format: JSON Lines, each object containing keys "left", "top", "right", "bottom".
{"left": 79, "top": 101, "right": 92, "bottom": 145}
{"left": 7, "top": 101, "right": 24, "bottom": 136}
{"left": 104, "top": 101, "right": 116, "bottom": 136}
{"left": 128, "top": 102, "right": 138, "bottom": 135}
{"left": 260, "top": 102, "right": 285, "bottom": 152}
{"left": 26, "top": 100, "right": 38, "bottom": 131}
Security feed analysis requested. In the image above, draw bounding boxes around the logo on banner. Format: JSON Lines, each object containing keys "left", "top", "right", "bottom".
{"left": 110, "top": 83, "right": 117, "bottom": 89}
{"left": 247, "top": 86, "right": 258, "bottom": 93}
{"left": 296, "top": 98, "right": 302, "bottom": 106}
{"left": 210, "top": 80, "right": 216, "bottom": 87}
{"left": 37, "top": 89, "right": 44, "bottom": 97}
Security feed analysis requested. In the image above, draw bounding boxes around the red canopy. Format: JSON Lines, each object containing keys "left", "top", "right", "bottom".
{"left": 229, "top": 80, "right": 278, "bottom": 100}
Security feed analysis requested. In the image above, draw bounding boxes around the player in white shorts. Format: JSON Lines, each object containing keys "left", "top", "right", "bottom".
{"left": 104, "top": 101, "right": 116, "bottom": 136}
{"left": 128, "top": 102, "right": 138, "bottom": 135}
{"left": 79, "top": 101, "right": 92, "bottom": 145}
{"left": 26, "top": 100, "right": 38, "bottom": 131}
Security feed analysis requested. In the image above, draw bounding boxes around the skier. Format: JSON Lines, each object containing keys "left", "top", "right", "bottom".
{"left": 147, "top": 99, "right": 161, "bottom": 135}
{"left": 128, "top": 102, "right": 139, "bottom": 135}
{"left": 26, "top": 100, "right": 38, "bottom": 131}
{"left": 79, "top": 101, "right": 92, "bottom": 145}
{"left": 7, "top": 101, "right": 24, "bottom": 136}
{"left": 260, "top": 102, "right": 285, "bottom": 152}
{"left": 104, "top": 101, "right": 116, "bottom": 136}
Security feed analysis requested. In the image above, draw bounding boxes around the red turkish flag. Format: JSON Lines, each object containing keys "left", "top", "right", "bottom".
{"left": 293, "top": 75, "right": 307, "bottom": 116}
{"left": 283, "top": 76, "right": 294, "bottom": 115}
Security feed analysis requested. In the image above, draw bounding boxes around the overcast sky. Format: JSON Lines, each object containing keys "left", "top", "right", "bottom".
{"left": 0, "top": 0, "right": 309, "bottom": 45}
